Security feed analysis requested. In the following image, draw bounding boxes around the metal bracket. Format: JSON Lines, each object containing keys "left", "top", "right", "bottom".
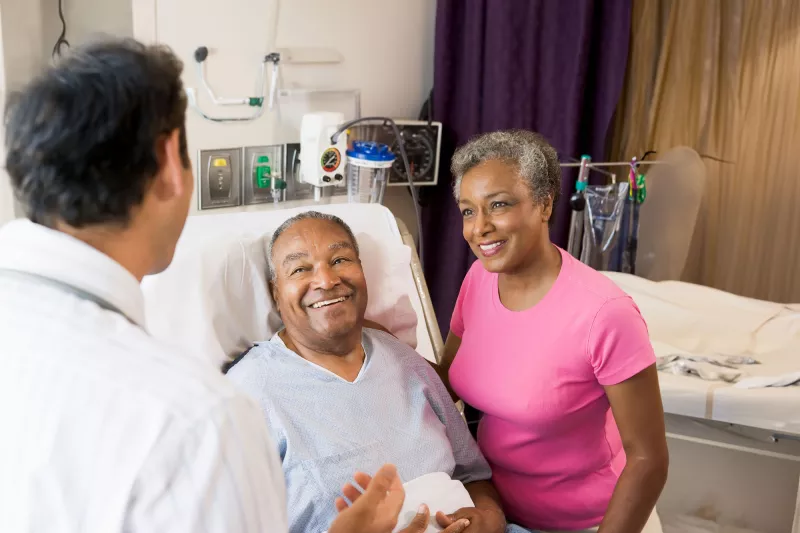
{"left": 187, "top": 46, "right": 281, "bottom": 123}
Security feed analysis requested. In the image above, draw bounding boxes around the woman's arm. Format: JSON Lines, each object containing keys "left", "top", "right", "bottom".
{"left": 435, "top": 481, "right": 506, "bottom": 533}
{"left": 598, "top": 364, "right": 669, "bottom": 533}
{"left": 434, "top": 333, "right": 462, "bottom": 402}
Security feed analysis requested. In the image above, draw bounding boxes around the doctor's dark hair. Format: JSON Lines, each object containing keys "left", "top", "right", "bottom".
{"left": 267, "top": 211, "right": 360, "bottom": 281}
{"left": 450, "top": 130, "right": 562, "bottom": 208}
{"left": 4, "top": 37, "right": 190, "bottom": 228}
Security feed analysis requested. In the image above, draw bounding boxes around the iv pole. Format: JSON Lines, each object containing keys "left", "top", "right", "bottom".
{"left": 566, "top": 156, "right": 591, "bottom": 259}
{"left": 563, "top": 159, "right": 665, "bottom": 261}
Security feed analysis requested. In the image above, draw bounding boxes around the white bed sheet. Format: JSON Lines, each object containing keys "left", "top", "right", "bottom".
{"left": 142, "top": 203, "right": 435, "bottom": 367}
{"left": 604, "top": 272, "right": 800, "bottom": 434}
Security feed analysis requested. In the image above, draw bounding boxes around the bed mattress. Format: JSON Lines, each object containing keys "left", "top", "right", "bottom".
{"left": 604, "top": 272, "right": 800, "bottom": 435}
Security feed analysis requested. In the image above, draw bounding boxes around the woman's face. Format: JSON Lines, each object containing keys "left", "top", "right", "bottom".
{"left": 458, "top": 159, "right": 552, "bottom": 274}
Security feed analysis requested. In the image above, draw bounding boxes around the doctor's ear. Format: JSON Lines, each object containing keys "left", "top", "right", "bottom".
{"left": 151, "top": 129, "right": 186, "bottom": 201}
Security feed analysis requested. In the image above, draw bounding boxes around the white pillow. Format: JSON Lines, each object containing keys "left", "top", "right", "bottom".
{"left": 142, "top": 233, "right": 274, "bottom": 368}
{"left": 142, "top": 210, "right": 418, "bottom": 369}
{"left": 354, "top": 230, "right": 419, "bottom": 350}
{"left": 603, "top": 271, "right": 785, "bottom": 355}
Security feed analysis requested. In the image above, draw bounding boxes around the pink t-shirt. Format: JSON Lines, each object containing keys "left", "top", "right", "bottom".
{"left": 449, "top": 247, "right": 656, "bottom": 531}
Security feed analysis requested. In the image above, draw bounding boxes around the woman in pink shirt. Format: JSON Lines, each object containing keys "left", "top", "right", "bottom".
{"left": 436, "top": 130, "right": 669, "bottom": 533}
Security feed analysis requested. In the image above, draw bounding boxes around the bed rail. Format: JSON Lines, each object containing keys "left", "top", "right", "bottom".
{"left": 395, "top": 218, "right": 444, "bottom": 364}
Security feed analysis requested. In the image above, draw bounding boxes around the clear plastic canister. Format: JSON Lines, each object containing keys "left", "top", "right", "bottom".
{"left": 346, "top": 141, "right": 396, "bottom": 204}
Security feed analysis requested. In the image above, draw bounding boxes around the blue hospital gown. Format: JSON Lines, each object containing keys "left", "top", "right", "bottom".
{"left": 227, "top": 328, "right": 492, "bottom": 533}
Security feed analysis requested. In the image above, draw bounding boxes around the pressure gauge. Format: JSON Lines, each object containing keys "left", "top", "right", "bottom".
{"left": 347, "top": 120, "right": 442, "bottom": 186}
{"left": 391, "top": 132, "right": 434, "bottom": 181}
{"left": 321, "top": 147, "right": 342, "bottom": 173}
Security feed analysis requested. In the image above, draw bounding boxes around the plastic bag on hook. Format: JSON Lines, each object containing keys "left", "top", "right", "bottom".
{"left": 579, "top": 182, "right": 629, "bottom": 271}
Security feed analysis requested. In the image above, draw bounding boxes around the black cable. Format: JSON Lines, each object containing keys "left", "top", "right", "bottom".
{"left": 425, "top": 89, "right": 434, "bottom": 128}
{"left": 331, "top": 116, "right": 425, "bottom": 268}
{"left": 641, "top": 149, "right": 735, "bottom": 165}
{"left": 52, "top": 0, "right": 70, "bottom": 59}
{"left": 700, "top": 153, "right": 736, "bottom": 165}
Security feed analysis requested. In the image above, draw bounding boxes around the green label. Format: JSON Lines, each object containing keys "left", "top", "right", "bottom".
{"left": 629, "top": 173, "right": 647, "bottom": 204}
{"left": 254, "top": 165, "right": 271, "bottom": 188}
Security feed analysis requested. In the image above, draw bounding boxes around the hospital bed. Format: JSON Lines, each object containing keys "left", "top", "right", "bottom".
{"left": 142, "top": 202, "right": 800, "bottom": 533}
{"left": 604, "top": 272, "right": 800, "bottom": 533}
{"left": 141, "top": 203, "right": 443, "bottom": 368}
{"left": 571, "top": 146, "right": 800, "bottom": 532}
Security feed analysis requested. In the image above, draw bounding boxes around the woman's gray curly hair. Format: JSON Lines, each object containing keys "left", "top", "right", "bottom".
{"left": 451, "top": 130, "right": 561, "bottom": 206}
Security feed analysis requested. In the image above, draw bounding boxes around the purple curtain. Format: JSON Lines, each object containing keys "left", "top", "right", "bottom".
{"left": 421, "top": 0, "right": 632, "bottom": 335}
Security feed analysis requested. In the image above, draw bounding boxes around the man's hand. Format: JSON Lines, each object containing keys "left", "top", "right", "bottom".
{"left": 329, "top": 464, "right": 405, "bottom": 533}
{"left": 330, "top": 464, "right": 471, "bottom": 533}
{"left": 436, "top": 507, "right": 506, "bottom": 533}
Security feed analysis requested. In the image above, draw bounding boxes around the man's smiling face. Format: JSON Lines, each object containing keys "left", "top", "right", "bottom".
{"left": 270, "top": 217, "right": 368, "bottom": 352}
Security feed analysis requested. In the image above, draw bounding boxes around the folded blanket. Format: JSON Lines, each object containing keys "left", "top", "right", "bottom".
{"left": 657, "top": 359, "right": 742, "bottom": 383}
{"left": 735, "top": 371, "right": 800, "bottom": 389}
{"left": 655, "top": 354, "right": 763, "bottom": 383}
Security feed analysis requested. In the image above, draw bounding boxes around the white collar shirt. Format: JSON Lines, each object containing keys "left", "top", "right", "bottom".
{"left": 0, "top": 219, "right": 288, "bottom": 533}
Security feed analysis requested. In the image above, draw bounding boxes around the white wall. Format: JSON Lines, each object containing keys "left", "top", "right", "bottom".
{"left": 0, "top": 0, "right": 436, "bottom": 234}
{"left": 41, "top": 0, "right": 132, "bottom": 51}
{"left": 132, "top": 0, "right": 436, "bottom": 240}
{"left": 1, "top": 0, "right": 46, "bottom": 91}
{"left": 0, "top": 0, "right": 49, "bottom": 224}
{"left": 0, "top": 0, "right": 137, "bottom": 225}
{"left": 0, "top": 4, "right": 11, "bottom": 224}
{"left": 0, "top": 85, "right": 13, "bottom": 224}
{"left": 0, "top": 0, "right": 132, "bottom": 225}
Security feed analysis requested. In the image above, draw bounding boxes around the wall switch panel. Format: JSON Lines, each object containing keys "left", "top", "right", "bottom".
{"left": 198, "top": 148, "right": 242, "bottom": 210}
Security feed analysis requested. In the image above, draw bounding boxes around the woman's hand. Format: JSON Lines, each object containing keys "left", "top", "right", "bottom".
{"left": 403, "top": 505, "right": 471, "bottom": 533}
{"left": 436, "top": 507, "right": 506, "bottom": 533}
{"left": 439, "top": 480, "right": 506, "bottom": 533}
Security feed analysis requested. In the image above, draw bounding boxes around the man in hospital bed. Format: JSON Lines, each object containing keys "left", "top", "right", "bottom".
{"left": 226, "top": 211, "right": 507, "bottom": 533}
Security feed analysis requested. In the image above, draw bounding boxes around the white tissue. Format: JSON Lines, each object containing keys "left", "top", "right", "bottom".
{"left": 393, "top": 472, "right": 474, "bottom": 533}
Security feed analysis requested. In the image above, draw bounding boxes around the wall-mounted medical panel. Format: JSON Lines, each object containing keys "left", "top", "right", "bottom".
{"left": 198, "top": 148, "right": 242, "bottom": 210}
{"left": 243, "top": 144, "right": 285, "bottom": 205}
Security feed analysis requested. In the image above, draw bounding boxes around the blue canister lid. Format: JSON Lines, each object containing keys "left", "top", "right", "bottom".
{"left": 346, "top": 141, "right": 396, "bottom": 164}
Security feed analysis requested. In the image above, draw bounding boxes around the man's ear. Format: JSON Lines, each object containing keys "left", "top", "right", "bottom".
{"left": 151, "top": 128, "right": 186, "bottom": 201}
{"left": 269, "top": 279, "right": 279, "bottom": 312}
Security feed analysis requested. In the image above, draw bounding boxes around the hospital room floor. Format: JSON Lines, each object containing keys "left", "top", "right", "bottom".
{"left": 661, "top": 514, "right": 766, "bottom": 533}
{"left": 656, "top": 437, "right": 800, "bottom": 533}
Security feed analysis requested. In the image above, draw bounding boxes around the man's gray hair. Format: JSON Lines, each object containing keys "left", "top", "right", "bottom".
{"left": 267, "top": 211, "right": 360, "bottom": 280}
{"left": 451, "top": 130, "right": 561, "bottom": 206}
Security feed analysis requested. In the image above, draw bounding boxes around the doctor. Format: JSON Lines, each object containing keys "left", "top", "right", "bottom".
{"left": 0, "top": 38, "right": 407, "bottom": 533}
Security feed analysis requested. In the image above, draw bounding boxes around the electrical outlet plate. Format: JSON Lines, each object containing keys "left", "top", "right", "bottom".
{"left": 243, "top": 145, "right": 284, "bottom": 205}
{"left": 198, "top": 148, "right": 242, "bottom": 210}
